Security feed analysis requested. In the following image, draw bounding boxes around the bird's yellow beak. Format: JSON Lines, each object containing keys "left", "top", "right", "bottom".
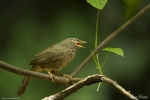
{"left": 77, "top": 40, "right": 87, "bottom": 48}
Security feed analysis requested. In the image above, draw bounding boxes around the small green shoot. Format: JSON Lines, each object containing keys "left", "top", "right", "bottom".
{"left": 86, "top": 0, "right": 125, "bottom": 92}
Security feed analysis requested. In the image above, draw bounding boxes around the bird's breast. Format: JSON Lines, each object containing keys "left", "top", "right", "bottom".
{"left": 42, "top": 50, "right": 75, "bottom": 72}
{"left": 57, "top": 51, "right": 75, "bottom": 71}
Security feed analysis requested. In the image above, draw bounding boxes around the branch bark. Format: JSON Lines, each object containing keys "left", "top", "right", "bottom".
{"left": 0, "top": 61, "right": 137, "bottom": 100}
{"left": 0, "top": 60, "right": 81, "bottom": 83}
{"left": 42, "top": 74, "right": 137, "bottom": 100}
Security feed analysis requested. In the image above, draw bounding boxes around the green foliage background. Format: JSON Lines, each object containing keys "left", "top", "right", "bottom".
{"left": 0, "top": 0, "right": 150, "bottom": 100}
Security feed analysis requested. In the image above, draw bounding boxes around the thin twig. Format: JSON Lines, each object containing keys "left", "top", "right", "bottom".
{"left": 70, "top": 4, "right": 150, "bottom": 77}
{"left": 101, "top": 77, "right": 138, "bottom": 100}
{"left": 42, "top": 74, "right": 104, "bottom": 100}
{"left": 42, "top": 74, "right": 138, "bottom": 100}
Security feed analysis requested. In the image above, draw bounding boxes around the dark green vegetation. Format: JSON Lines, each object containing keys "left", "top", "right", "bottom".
{"left": 0, "top": 0, "right": 149, "bottom": 100}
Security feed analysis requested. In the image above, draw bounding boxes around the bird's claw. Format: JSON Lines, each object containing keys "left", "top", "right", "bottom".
{"left": 63, "top": 74, "right": 72, "bottom": 80}
{"left": 48, "top": 72, "right": 57, "bottom": 82}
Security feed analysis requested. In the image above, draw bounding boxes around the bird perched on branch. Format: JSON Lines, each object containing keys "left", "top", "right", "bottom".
{"left": 17, "top": 38, "right": 87, "bottom": 95}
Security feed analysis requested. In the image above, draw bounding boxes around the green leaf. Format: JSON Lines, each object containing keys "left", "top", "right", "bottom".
{"left": 103, "top": 47, "right": 125, "bottom": 57}
{"left": 86, "top": 0, "right": 107, "bottom": 10}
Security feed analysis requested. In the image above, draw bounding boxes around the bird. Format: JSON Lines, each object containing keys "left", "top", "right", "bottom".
{"left": 17, "top": 38, "right": 87, "bottom": 96}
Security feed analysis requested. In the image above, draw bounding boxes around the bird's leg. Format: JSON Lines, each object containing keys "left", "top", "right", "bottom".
{"left": 62, "top": 74, "right": 73, "bottom": 86}
{"left": 53, "top": 73, "right": 72, "bottom": 80}
{"left": 62, "top": 74, "right": 72, "bottom": 80}
{"left": 47, "top": 71, "right": 56, "bottom": 82}
{"left": 52, "top": 72, "right": 72, "bottom": 80}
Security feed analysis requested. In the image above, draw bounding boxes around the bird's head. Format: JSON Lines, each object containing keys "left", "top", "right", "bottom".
{"left": 62, "top": 38, "right": 87, "bottom": 49}
{"left": 71, "top": 38, "right": 87, "bottom": 48}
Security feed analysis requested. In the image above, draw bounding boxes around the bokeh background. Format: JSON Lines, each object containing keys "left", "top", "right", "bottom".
{"left": 0, "top": 0, "right": 150, "bottom": 100}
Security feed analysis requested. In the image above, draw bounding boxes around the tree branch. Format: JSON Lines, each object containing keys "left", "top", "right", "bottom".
{"left": 70, "top": 4, "right": 150, "bottom": 77}
{"left": 0, "top": 60, "right": 81, "bottom": 84}
{"left": 42, "top": 74, "right": 138, "bottom": 100}
{"left": 101, "top": 77, "right": 137, "bottom": 100}
{"left": 0, "top": 61, "right": 137, "bottom": 100}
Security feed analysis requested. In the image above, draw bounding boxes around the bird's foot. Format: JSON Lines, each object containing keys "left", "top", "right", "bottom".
{"left": 62, "top": 74, "right": 73, "bottom": 86}
{"left": 48, "top": 72, "right": 57, "bottom": 82}
{"left": 63, "top": 74, "right": 72, "bottom": 80}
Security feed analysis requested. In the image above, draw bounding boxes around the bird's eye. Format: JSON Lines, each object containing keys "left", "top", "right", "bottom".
{"left": 75, "top": 39, "right": 79, "bottom": 42}
{"left": 73, "top": 39, "right": 77, "bottom": 41}
{"left": 72, "top": 39, "right": 79, "bottom": 42}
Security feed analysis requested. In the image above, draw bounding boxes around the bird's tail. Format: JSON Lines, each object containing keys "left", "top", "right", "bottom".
{"left": 17, "top": 76, "right": 31, "bottom": 95}
{"left": 17, "top": 65, "right": 42, "bottom": 96}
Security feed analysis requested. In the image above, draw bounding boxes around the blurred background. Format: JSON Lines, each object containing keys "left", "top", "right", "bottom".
{"left": 0, "top": 0, "right": 150, "bottom": 100}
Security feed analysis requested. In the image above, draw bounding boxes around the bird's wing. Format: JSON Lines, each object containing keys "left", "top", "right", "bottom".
{"left": 29, "top": 46, "right": 67, "bottom": 65}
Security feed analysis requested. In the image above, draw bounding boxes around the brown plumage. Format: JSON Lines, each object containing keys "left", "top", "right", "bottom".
{"left": 17, "top": 38, "right": 86, "bottom": 95}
